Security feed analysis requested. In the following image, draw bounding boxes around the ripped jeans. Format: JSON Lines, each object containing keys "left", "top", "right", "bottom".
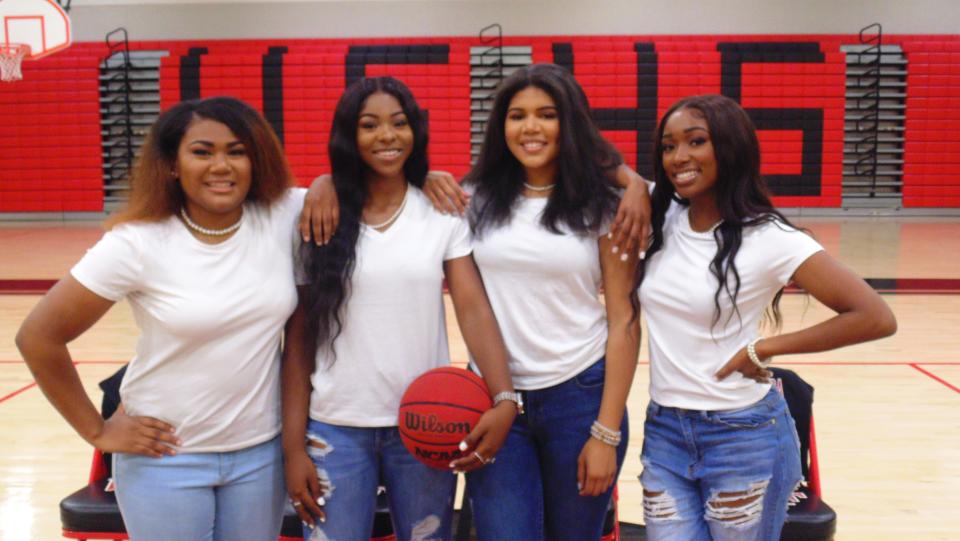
{"left": 302, "top": 419, "right": 456, "bottom": 541}
{"left": 639, "top": 388, "right": 802, "bottom": 541}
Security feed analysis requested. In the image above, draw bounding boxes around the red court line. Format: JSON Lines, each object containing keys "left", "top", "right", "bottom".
{"left": 910, "top": 364, "right": 960, "bottom": 394}
{"left": 0, "top": 382, "right": 37, "bottom": 404}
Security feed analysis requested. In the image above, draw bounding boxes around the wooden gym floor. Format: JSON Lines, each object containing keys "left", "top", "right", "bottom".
{"left": 0, "top": 216, "right": 958, "bottom": 541}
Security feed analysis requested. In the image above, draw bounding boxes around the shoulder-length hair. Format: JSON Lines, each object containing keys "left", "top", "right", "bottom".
{"left": 642, "top": 94, "right": 803, "bottom": 330}
{"left": 301, "top": 76, "right": 429, "bottom": 354}
{"left": 106, "top": 96, "right": 292, "bottom": 229}
{"left": 465, "top": 63, "right": 622, "bottom": 236}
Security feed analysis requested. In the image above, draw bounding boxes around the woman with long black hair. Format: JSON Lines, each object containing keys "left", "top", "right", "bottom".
{"left": 281, "top": 76, "right": 515, "bottom": 541}
{"left": 456, "top": 62, "right": 641, "bottom": 541}
{"left": 637, "top": 94, "right": 896, "bottom": 540}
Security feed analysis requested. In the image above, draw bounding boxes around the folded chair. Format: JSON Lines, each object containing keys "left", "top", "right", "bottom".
{"left": 770, "top": 367, "right": 837, "bottom": 541}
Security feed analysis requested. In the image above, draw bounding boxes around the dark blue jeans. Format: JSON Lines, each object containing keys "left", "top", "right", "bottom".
{"left": 466, "top": 359, "right": 628, "bottom": 541}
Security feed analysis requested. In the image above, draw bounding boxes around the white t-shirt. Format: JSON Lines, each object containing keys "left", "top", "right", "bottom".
{"left": 471, "top": 196, "right": 609, "bottom": 390}
{"left": 303, "top": 186, "right": 472, "bottom": 427}
{"left": 71, "top": 188, "right": 304, "bottom": 452}
{"left": 639, "top": 206, "right": 824, "bottom": 410}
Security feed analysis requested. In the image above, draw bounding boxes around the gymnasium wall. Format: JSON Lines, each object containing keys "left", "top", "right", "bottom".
{"left": 1, "top": 33, "right": 958, "bottom": 212}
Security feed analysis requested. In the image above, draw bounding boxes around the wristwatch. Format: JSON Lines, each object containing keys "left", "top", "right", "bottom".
{"left": 492, "top": 391, "right": 524, "bottom": 414}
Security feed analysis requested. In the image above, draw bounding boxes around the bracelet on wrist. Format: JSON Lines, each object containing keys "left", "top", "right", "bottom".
{"left": 590, "top": 420, "right": 622, "bottom": 447}
{"left": 747, "top": 338, "right": 772, "bottom": 369}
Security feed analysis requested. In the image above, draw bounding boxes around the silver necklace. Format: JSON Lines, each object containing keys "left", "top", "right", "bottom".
{"left": 523, "top": 182, "right": 556, "bottom": 192}
{"left": 180, "top": 208, "right": 243, "bottom": 236}
{"left": 363, "top": 190, "right": 407, "bottom": 229}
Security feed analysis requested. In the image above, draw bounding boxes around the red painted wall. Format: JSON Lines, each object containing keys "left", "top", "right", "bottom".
{"left": 1, "top": 34, "right": 958, "bottom": 212}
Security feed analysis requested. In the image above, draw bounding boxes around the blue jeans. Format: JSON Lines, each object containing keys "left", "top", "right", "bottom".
{"left": 639, "top": 387, "right": 802, "bottom": 541}
{"left": 466, "top": 359, "right": 628, "bottom": 541}
{"left": 302, "top": 419, "right": 456, "bottom": 541}
{"left": 113, "top": 436, "right": 285, "bottom": 541}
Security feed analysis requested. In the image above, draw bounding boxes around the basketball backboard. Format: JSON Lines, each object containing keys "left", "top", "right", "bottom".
{"left": 0, "top": 0, "right": 71, "bottom": 60}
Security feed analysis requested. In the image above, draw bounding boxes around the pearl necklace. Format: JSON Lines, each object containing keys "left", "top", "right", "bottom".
{"left": 180, "top": 208, "right": 243, "bottom": 236}
{"left": 523, "top": 182, "right": 556, "bottom": 192}
{"left": 362, "top": 190, "right": 407, "bottom": 229}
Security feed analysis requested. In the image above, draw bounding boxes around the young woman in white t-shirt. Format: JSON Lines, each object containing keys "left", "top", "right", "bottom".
{"left": 637, "top": 94, "right": 897, "bottom": 541}
{"left": 446, "top": 63, "right": 640, "bottom": 541}
{"left": 281, "top": 76, "right": 517, "bottom": 541}
{"left": 16, "top": 97, "right": 303, "bottom": 540}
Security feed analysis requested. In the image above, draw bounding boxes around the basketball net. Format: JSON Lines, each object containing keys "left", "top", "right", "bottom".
{"left": 0, "top": 44, "right": 30, "bottom": 82}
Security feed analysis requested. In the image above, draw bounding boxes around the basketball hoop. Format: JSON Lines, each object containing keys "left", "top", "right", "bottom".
{"left": 0, "top": 44, "right": 30, "bottom": 82}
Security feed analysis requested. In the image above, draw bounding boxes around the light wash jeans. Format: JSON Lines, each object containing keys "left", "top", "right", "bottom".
{"left": 466, "top": 358, "right": 628, "bottom": 541}
{"left": 113, "top": 436, "right": 285, "bottom": 541}
{"left": 640, "top": 387, "right": 803, "bottom": 541}
{"left": 302, "top": 419, "right": 456, "bottom": 541}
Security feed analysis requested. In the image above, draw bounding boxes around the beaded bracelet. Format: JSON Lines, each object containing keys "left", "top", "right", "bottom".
{"left": 590, "top": 420, "right": 622, "bottom": 447}
{"left": 747, "top": 338, "right": 772, "bottom": 369}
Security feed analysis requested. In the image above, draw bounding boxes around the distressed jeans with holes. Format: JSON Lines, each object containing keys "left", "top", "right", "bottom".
{"left": 302, "top": 419, "right": 456, "bottom": 541}
{"left": 639, "top": 387, "right": 802, "bottom": 541}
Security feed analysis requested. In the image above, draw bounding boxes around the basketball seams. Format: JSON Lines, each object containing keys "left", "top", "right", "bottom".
{"left": 398, "top": 400, "right": 488, "bottom": 415}
{"left": 412, "top": 368, "right": 492, "bottom": 404}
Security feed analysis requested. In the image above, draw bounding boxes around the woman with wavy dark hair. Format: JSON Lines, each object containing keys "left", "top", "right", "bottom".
{"left": 637, "top": 94, "right": 896, "bottom": 540}
{"left": 17, "top": 97, "right": 302, "bottom": 540}
{"left": 281, "top": 76, "right": 516, "bottom": 541}
{"left": 456, "top": 63, "right": 641, "bottom": 541}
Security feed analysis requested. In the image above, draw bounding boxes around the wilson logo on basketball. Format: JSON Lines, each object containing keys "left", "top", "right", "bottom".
{"left": 403, "top": 412, "right": 471, "bottom": 435}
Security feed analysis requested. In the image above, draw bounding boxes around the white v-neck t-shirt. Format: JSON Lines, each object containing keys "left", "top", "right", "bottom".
{"left": 71, "top": 188, "right": 305, "bottom": 452}
{"left": 639, "top": 207, "right": 823, "bottom": 410}
{"left": 303, "top": 186, "right": 473, "bottom": 427}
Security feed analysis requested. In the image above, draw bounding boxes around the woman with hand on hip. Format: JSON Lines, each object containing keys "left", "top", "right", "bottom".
{"left": 638, "top": 94, "right": 896, "bottom": 541}
{"left": 17, "top": 97, "right": 304, "bottom": 540}
{"left": 281, "top": 76, "right": 515, "bottom": 541}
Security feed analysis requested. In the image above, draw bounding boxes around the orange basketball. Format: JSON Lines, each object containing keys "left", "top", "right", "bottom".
{"left": 398, "top": 367, "right": 492, "bottom": 470}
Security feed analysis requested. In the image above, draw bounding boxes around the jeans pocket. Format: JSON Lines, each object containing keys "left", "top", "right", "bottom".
{"left": 573, "top": 358, "right": 606, "bottom": 389}
{"left": 708, "top": 403, "right": 776, "bottom": 429}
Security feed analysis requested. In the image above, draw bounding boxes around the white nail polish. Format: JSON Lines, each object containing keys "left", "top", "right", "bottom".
{"left": 620, "top": 253, "right": 628, "bottom": 262}
{"left": 612, "top": 245, "right": 619, "bottom": 254}
{"left": 317, "top": 496, "right": 326, "bottom": 506}
{"left": 639, "top": 251, "right": 646, "bottom": 260}
{"left": 458, "top": 441, "right": 468, "bottom": 451}
{"left": 607, "top": 232, "right": 613, "bottom": 239}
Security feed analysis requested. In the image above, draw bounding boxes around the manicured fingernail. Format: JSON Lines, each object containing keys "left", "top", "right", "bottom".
{"left": 449, "top": 461, "right": 456, "bottom": 468}
{"left": 317, "top": 496, "right": 326, "bottom": 506}
{"left": 577, "top": 482, "right": 582, "bottom": 491}
{"left": 458, "top": 441, "right": 468, "bottom": 451}
{"left": 607, "top": 232, "right": 613, "bottom": 239}
{"left": 620, "top": 253, "right": 628, "bottom": 262}
{"left": 302, "top": 235, "right": 310, "bottom": 242}
{"left": 319, "top": 515, "right": 326, "bottom": 523}
{"left": 639, "top": 251, "right": 646, "bottom": 260}
{"left": 612, "top": 245, "right": 619, "bottom": 254}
